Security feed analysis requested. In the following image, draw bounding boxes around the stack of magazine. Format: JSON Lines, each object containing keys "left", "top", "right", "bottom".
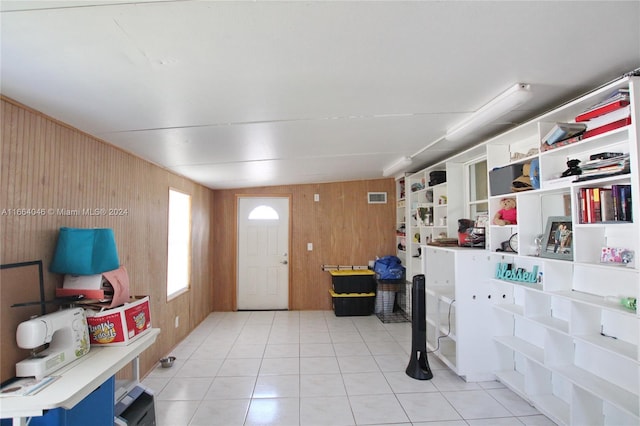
{"left": 576, "top": 153, "right": 630, "bottom": 182}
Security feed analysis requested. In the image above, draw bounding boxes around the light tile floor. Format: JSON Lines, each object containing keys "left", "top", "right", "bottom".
{"left": 142, "top": 311, "right": 556, "bottom": 426}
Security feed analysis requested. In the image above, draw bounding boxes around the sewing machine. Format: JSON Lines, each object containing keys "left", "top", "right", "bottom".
{"left": 16, "top": 307, "right": 90, "bottom": 380}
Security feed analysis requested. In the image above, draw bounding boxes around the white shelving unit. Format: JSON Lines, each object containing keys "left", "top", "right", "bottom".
{"left": 394, "top": 144, "right": 486, "bottom": 326}
{"left": 394, "top": 174, "right": 412, "bottom": 316}
{"left": 404, "top": 160, "right": 470, "bottom": 281}
{"left": 486, "top": 76, "right": 640, "bottom": 425}
{"left": 406, "top": 170, "right": 435, "bottom": 278}
{"left": 395, "top": 175, "right": 408, "bottom": 266}
{"left": 422, "top": 245, "right": 494, "bottom": 382}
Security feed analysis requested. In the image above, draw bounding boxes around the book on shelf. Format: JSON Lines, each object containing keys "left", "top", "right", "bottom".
{"left": 583, "top": 104, "right": 631, "bottom": 130}
{"left": 574, "top": 170, "right": 629, "bottom": 183}
{"left": 572, "top": 153, "right": 630, "bottom": 183}
{"left": 612, "top": 184, "right": 633, "bottom": 222}
{"left": 579, "top": 188, "right": 600, "bottom": 223}
{"left": 577, "top": 88, "right": 630, "bottom": 119}
{"left": 576, "top": 99, "right": 630, "bottom": 122}
{"left": 575, "top": 87, "right": 630, "bottom": 122}
{"left": 600, "top": 188, "right": 615, "bottom": 222}
{"left": 579, "top": 185, "right": 632, "bottom": 223}
{"left": 542, "top": 122, "right": 587, "bottom": 145}
{"left": 540, "top": 134, "right": 582, "bottom": 152}
{"left": 580, "top": 153, "right": 630, "bottom": 175}
{"left": 582, "top": 116, "right": 632, "bottom": 139}
{"left": 593, "top": 188, "right": 602, "bottom": 222}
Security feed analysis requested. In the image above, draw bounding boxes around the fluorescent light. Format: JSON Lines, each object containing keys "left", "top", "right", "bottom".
{"left": 382, "top": 156, "right": 412, "bottom": 177}
{"left": 445, "top": 83, "right": 533, "bottom": 142}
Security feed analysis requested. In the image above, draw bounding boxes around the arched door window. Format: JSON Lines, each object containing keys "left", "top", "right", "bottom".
{"left": 248, "top": 205, "right": 279, "bottom": 220}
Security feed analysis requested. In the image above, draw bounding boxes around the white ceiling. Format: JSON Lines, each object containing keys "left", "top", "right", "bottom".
{"left": 1, "top": 1, "right": 639, "bottom": 189}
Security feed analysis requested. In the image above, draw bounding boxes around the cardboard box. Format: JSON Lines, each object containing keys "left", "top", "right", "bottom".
{"left": 86, "top": 296, "right": 151, "bottom": 346}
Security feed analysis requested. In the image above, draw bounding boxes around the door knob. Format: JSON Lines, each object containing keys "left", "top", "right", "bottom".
{"left": 280, "top": 260, "right": 288, "bottom": 265}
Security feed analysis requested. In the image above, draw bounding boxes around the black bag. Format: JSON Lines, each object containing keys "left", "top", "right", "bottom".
{"left": 429, "top": 171, "right": 446, "bottom": 186}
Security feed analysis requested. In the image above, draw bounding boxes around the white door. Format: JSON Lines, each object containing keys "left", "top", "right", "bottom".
{"left": 237, "top": 197, "right": 290, "bottom": 310}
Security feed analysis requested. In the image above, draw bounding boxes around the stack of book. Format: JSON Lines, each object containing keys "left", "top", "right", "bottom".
{"left": 578, "top": 184, "right": 632, "bottom": 223}
{"left": 541, "top": 122, "right": 587, "bottom": 146}
{"left": 575, "top": 153, "right": 630, "bottom": 182}
{"left": 576, "top": 88, "right": 631, "bottom": 138}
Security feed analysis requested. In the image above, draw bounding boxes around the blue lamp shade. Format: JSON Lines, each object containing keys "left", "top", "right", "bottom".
{"left": 50, "top": 227, "right": 119, "bottom": 275}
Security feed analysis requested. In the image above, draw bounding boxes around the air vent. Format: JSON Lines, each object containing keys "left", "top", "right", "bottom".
{"left": 367, "top": 192, "right": 387, "bottom": 204}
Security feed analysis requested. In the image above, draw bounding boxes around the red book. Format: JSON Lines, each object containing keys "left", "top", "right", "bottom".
{"left": 583, "top": 116, "right": 632, "bottom": 139}
{"left": 576, "top": 99, "right": 630, "bottom": 122}
{"left": 579, "top": 188, "right": 588, "bottom": 224}
{"left": 585, "top": 188, "right": 594, "bottom": 223}
{"left": 56, "top": 287, "right": 107, "bottom": 299}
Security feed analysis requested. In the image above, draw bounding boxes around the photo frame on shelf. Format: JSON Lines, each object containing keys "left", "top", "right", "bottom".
{"left": 475, "top": 213, "right": 489, "bottom": 228}
{"left": 540, "top": 216, "right": 573, "bottom": 260}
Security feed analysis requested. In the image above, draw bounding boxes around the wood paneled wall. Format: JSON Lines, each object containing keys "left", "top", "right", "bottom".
{"left": 0, "top": 97, "right": 214, "bottom": 378}
{"left": 212, "top": 180, "right": 397, "bottom": 311}
{"left": 0, "top": 95, "right": 398, "bottom": 379}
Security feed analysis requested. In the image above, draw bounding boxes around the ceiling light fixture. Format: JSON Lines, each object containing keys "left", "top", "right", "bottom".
{"left": 382, "top": 156, "right": 413, "bottom": 177}
{"left": 445, "top": 83, "right": 533, "bottom": 142}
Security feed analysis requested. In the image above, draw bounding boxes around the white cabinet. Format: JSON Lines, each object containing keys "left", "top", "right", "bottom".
{"left": 486, "top": 76, "right": 640, "bottom": 425}
{"left": 423, "top": 245, "right": 494, "bottom": 382}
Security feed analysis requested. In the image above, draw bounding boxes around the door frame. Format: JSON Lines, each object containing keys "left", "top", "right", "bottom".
{"left": 233, "top": 194, "right": 292, "bottom": 311}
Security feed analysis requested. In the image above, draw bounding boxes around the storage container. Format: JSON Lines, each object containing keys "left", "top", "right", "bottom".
{"left": 85, "top": 296, "right": 151, "bottom": 346}
{"left": 329, "top": 289, "right": 375, "bottom": 316}
{"left": 329, "top": 270, "right": 375, "bottom": 293}
{"left": 489, "top": 164, "right": 523, "bottom": 196}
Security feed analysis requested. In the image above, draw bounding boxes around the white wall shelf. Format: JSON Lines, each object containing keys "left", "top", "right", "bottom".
{"left": 486, "top": 76, "right": 640, "bottom": 425}
{"left": 395, "top": 76, "right": 639, "bottom": 424}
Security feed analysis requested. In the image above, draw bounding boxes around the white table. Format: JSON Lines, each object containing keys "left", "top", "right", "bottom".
{"left": 0, "top": 328, "right": 160, "bottom": 426}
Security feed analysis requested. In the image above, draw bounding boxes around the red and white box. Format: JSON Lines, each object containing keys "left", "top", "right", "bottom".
{"left": 85, "top": 296, "right": 151, "bottom": 346}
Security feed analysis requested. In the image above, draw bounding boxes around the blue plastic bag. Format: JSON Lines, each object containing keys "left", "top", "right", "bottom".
{"left": 374, "top": 255, "right": 405, "bottom": 280}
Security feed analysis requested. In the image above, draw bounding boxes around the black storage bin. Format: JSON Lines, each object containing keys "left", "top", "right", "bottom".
{"left": 489, "top": 164, "right": 523, "bottom": 196}
{"left": 330, "top": 270, "right": 375, "bottom": 293}
{"left": 329, "top": 289, "right": 375, "bottom": 316}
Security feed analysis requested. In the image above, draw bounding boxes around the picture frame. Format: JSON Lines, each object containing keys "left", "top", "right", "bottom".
{"left": 475, "top": 213, "right": 489, "bottom": 229}
{"left": 540, "top": 216, "right": 573, "bottom": 260}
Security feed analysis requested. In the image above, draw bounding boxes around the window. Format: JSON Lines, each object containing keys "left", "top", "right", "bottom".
{"left": 248, "top": 205, "right": 279, "bottom": 220}
{"left": 167, "top": 189, "right": 191, "bottom": 299}
{"left": 466, "top": 158, "right": 488, "bottom": 220}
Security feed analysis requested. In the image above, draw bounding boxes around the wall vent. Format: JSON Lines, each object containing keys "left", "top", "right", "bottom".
{"left": 367, "top": 192, "right": 387, "bottom": 204}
